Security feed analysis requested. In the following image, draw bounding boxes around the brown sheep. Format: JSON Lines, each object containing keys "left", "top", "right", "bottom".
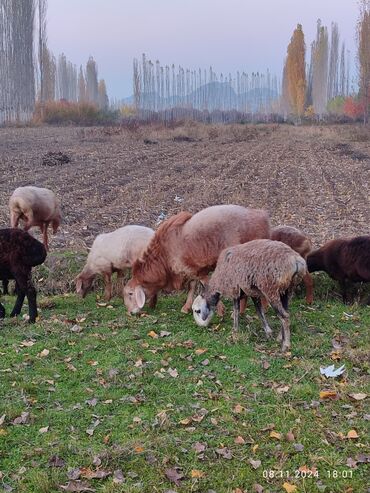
{"left": 9, "top": 186, "right": 61, "bottom": 251}
{"left": 123, "top": 205, "right": 270, "bottom": 314}
{"left": 271, "top": 225, "right": 314, "bottom": 304}
{"left": 307, "top": 236, "right": 370, "bottom": 303}
{"left": 192, "top": 239, "right": 307, "bottom": 352}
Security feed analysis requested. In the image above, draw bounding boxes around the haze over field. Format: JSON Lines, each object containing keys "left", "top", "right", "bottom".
{"left": 47, "top": 0, "right": 359, "bottom": 98}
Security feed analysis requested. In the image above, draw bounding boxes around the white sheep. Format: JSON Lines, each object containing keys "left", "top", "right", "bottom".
{"left": 9, "top": 186, "right": 61, "bottom": 251}
{"left": 75, "top": 225, "right": 154, "bottom": 301}
{"left": 192, "top": 239, "right": 307, "bottom": 352}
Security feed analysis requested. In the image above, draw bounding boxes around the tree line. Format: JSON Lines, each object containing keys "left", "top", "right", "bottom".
{"left": 0, "top": 0, "right": 109, "bottom": 124}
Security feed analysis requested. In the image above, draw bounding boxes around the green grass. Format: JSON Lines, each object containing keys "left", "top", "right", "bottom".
{"left": 0, "top": 278, "right": 369, "bottom": 493}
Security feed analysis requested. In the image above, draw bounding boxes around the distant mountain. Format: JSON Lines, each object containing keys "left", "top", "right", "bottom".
{"left": 119, "top": 81, "right": 278, "bottom": 112}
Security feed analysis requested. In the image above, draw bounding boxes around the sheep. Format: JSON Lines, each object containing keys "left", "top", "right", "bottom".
{"left": 271, "top": 225, "right": 314, "bottom": 304}
{"left": 9, "top": 186, "right": 61, "bottom": 251}
{"left": 0, "top": 228, "right": 47, "bottom": 323}
{"left": 123, "top": 204, "right": 270, "bottom": 314}
{"left": 75, "top": 225, "right": 155, "bottom": 301}
{"left": 307, "top": 235, "right": 370, "bottom": 303}
{"left": 192, "top": 239, "right": 307, "bottom": 352}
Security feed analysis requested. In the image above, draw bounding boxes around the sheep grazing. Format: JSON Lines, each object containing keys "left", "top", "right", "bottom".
{"left": 0, "top": 228, "right": 47, "bottom": 323}
{"left": 123, "top": 204, "right": 270, "bottom": 314}
{"left": 271, "top": 225, "right": 314, "bottom": 304}
{"left": 307, "top": 235, "right": 370, "bottom": 303}
{"left": 9, "top": 186, "right": 61, "bottom": 251}
{"left": 75, "top": 225, "right": 155, "bottom": 301}
{"left": 192, "top": 239, "right": 307, "bottom": 352}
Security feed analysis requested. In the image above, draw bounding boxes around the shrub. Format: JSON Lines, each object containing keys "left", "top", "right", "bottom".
{"left": 33, "top": 100, "right": 119, "bottom": 125}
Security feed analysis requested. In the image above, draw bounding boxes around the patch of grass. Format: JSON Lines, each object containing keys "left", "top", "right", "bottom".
{"left": 0, "top": 287, "right": 369, "bottom": 493}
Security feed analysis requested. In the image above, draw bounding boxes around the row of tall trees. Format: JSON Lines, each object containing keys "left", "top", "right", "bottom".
{"left": 0, "top": 0, "right": 110, "bottom": 124}
{"left": 0, "top": 0, "right": 36, "bottom": 123}
{"left": 282, "top": 20, "right": 352, "bottom": 120}
{"left": 133, "top": 54, "right": 279, "bottom": 118}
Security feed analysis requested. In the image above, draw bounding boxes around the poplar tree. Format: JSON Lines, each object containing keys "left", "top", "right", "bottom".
{"left": 357, "top": 0, "right": 370, "bottom": 123}
{"left": 284, "top": 24, "right": 306, "bottom": 119}
{"left": 86, "top": 56, "right": 99, "bottom": 105}
{"left": 312, "top": 20, "right": 329, "bottom": 118}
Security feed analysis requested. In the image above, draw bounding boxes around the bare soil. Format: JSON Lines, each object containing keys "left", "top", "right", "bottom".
{"left": 0, "top": 122, "right": 369, "bottom": 253}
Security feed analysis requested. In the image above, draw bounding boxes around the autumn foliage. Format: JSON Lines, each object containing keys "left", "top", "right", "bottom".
{"left": 343, "top": 97, "right": 365, "bottom": 120}
{"left": 283, "top": 24, "right": 306, "bottom": 118}
{"left": 33, "top": 100, "right": 118, "bottom": 125}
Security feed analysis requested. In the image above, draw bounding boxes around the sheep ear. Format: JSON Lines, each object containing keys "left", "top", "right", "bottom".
{"left": 134, "top": 286, "right": 146, "bottom": 309}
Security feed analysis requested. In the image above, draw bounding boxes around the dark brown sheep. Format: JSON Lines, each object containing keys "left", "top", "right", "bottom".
{"left": 0, "top": 229, "right": 47, "bottom": 323}
{"left": 307, "top": 236, "right": 370, "bottom": 303}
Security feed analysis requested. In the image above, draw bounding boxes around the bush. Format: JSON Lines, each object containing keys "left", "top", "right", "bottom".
{"left": 33, "top": 100, "right": 120, "bottom": 125}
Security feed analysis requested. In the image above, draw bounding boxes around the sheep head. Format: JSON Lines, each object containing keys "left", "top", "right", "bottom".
{"left": 192, "top": 292, "right": 220, "bottom": 327}
{"left": 123, "top": 278, "right": 148, "bottom": 314}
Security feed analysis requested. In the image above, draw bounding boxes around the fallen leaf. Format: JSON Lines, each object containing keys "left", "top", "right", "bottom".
{"left": 234, "top": 436, "right": 246, "bottom": 445}
{"left": 233, "top": 404, "right": 245, "bottom": 413}
{"left": 276, "top": 385, "right": 290, "bottom": 394}
{"left": 269, "top": 431, "right": 282, "bottom": 440}
{"left": 215, "top": 447, "right": 233, "bottom": 459}
{"left": 0, "top": 415, "right": 5, "bottom": 426}
{"left": 252, "top": 444, "right": 259, "bottom": 453}
{"left": 320, "top": 390, "right": 338, "bottom": 400}
{"left": 39, "top": 349, "right": 49, "bottom": 357}
{"left": 60, "top": 480, "right": 95, "bottom": 492}
{"left": 179, "top": 417, "right": 192, "bottom": 425}
{"left": 346, "top": 457, "right": 357, "bottom": 468}
{"left": 286, "top": 430, "right": 295, "bottom": 442}
{"left": 348, "top": 392, "right": 367, "bottom": 401}
{"left": 253, "top": 485, "right": 264, "bottom": 493}
{"left": 201, "top": 359, "right": 210, "bottom": 366}
{"left": 39, "top": 426, "right": 49, "bottom": 433}
{"left": 262, "top": 360, "right": 270, "bottom": 370}
{"left": 147, "top": 330, "right": 158, "bottom": 338}
{"left": 48, "top": 455, "right": 65, "bottom": 467}
{"left": 168, "top": 368, "right": 178, "bottom": 378}
{"left": 282, "top": 483, "right": 297, "bottom": 493}
{"left": 112, "top": 469, "right": 124, "bottom": 484}
{"left": 347, "top": 429, "right": 359, "bottom": 439}
{"left": 193, "top": 442, "right": 206, "bottom": 453}
{"left": 70, "top": 325, "right": 83, "bottom": 333}
{"left": 293, "top": 443, "right": 304, "bottom": 452}
{"left": 80, "top": 468, "right": 111, "bottom": 479}
{"left": 160, "top": 330, "right": 171, "bottom": 337}
{"left": 195, "top": 348, "right": 207, "bottom": 355}
{"left": 191, "top": 469, "right": 205, "bottom": 478}
{"left": 20, "top": 340, "right": 35, "bottom": 347}
{"left": 320, "top": 364, "right": 345, "bottom": 378}
{"left": 67, "top": 468, "right": 81, "bottom": 480}
{"left": 165, "top": 467, "right": 184, "bottom": 486}
{"left": 134, "top": 445, "right": 144, "bottom": 453}
{"left": 248, "top": 458, "right": 261, "bottom": 469}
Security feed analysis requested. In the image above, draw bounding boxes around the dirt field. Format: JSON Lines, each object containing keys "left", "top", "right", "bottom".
{"left": 0, "top": 122, "right": 369, "bottom": 253}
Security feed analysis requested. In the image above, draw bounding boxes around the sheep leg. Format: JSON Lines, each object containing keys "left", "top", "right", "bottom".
{"left": 251, "top": 297, "right": 273, "bottom": 338}
{"left": 303, "top": 272, "right": 314, "bottom": 304}
{"left": 2, "top": 280, "right": 9, "bottom": 295}
{"left": 181, "top": 280, "right": 197, "bottom": 313}
{"left": 0, "top": 302, "right": 5, "bottom": 319}
{"left": 270, "top": 297, "right": 290, "bottom": 352}
{"left": 9, "top": 290, "right": 26, "bottom": 317}
{"left": 239, "top": 293, "right": 247, "bottom": 314}
{"left": 232, "top": 297, "right": 240, "bottom": 334}
{"left": 10, "top": 210, "right": 20, "bottom": 228}
{"left": 148, "top": 294, "right": 158, "bottom": 309}
{"left": 41, "top": 223, "right": 49, "bottom": 251}
{"left": 339, "top": 279, "right": 350, "bottom": 304}
{"left": 103, "top": 273, "right": 112, "bottom": 301}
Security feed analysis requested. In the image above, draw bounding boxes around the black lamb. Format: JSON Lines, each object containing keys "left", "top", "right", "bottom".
{"left": 0, "top": 229, "right": 47, "bottom": 323}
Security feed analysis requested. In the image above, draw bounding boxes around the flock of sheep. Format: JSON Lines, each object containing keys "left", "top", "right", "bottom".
{"left": 0, "top": 185, "right": 369, "bottom": 352}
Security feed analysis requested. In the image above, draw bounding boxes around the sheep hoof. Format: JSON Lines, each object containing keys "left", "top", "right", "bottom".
{"left": 181, "top": 305, "right": 191, "bottom": 314}
{"left": 281, "top": 343, "right": 291, "bottom": 352}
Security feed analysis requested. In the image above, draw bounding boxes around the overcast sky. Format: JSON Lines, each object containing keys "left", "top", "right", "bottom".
{"left": 47, "top": 0, "right": 359, "bottom": 99}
